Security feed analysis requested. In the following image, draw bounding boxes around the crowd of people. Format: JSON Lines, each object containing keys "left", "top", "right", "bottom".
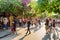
{"left": 45, "top": 18, "right": 60, "bottom": 40}
{"left": 0, "top": 16, "right": 41, "bottom": 34}
{"left": 0, "top": 16, "right": 60, "bottom": 40}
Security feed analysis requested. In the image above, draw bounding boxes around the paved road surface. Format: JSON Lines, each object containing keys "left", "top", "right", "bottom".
{"left": 0, "top": 22, "right": 60, "bottom": 40}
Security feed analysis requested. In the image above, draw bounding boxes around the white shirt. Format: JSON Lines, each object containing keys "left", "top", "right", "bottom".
{"left": 3, "top": 18, "right": 8, "bottom": 24}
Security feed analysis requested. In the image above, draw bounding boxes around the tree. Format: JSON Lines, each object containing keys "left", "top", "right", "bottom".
{"left": 37, "top": 0, "right": 60, "bottom": 14}
{"left": 0, "top": 0, "right": 23, "bottom": 16}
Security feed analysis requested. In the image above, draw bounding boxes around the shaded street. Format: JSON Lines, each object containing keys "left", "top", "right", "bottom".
{"left": 0, "top": 22, "right": 60, "bottom": 40}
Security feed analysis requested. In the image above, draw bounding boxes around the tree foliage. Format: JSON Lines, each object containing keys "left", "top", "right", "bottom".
{"left": 0, "top": 0, "right": 23, "bottom": 15}
{"left": 37, "top": 0, "right": 60, "bottom": 13}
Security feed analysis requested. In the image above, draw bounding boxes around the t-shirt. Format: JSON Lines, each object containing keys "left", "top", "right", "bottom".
{"left": 3, "top": 18, "right": 8, "bottom": 24}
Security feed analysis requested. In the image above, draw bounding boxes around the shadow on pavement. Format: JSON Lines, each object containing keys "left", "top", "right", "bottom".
{"left": 42, "top": 34, "right": 51, "bottom": 40}
{"left": 25, "top": 26, "right": 39, "bottom": 33}
{"left": 30, "top": 27, "right": 36, "bottom": 30}
{"left": 34, "top": 26, "right": 39, "bottom": 33}
{"left": 19, "top": 34, "right": 27, "bottom": 40}
{"left": 30, "top": 26, "right": 39, "bottom": 33}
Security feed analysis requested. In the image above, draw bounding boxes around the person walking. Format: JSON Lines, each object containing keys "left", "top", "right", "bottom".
{"left": 12, "top": 17, "right": 17, "bottom": 34}
{"left": 49, "top": 18, "right": 53, "bottom": 33}
{"left": 49, "top": 18, "right": 53, "bottom": 40}
{"left": 11, "top": 22, "right": 15, "bottom": 34}
{"left": 3, "top": 17, "right": 8, "bottom": 29}
{"left": 37, "top": 18, "right": 41, "bottom": 28}
{"left": 26, "top": 19, "right": 31, "bottom": 34}
{"left": 0, "top": 20, "right": 2, "bottom": 29}
{"left": 45, "top": 18, "right": 52, "bottom": 40}
{"left": 18, "top": 18, "right": 22, "bottom": 27}
{"left": 45, "top": 18, "right": 50, "bottom": 34}
{"left": 52, "top": 19, "right": 58, "bottom": 40}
